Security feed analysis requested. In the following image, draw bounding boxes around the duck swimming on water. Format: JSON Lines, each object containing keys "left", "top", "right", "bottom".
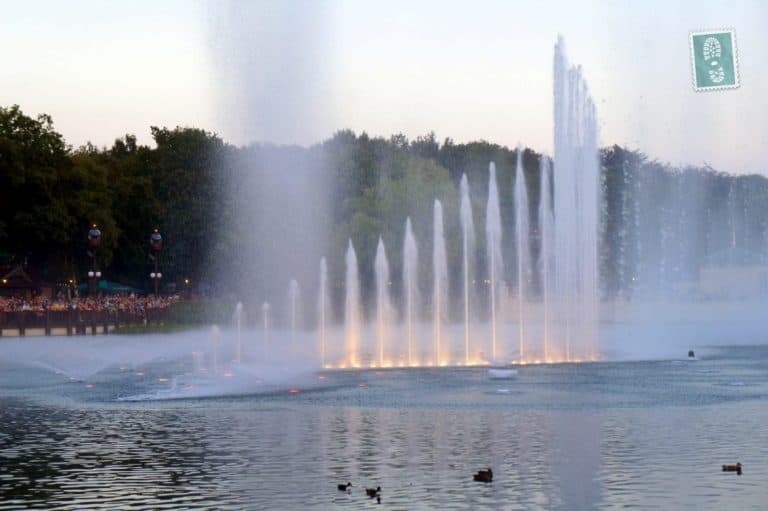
{"left": 722, "top": 462, "right": 742, "bottom": 475}
{"left": 337, "top": 482, "right": 352, "bottom": 492}
{"left": 473, "top": 468, "right": 493, "bottom": 482}
{"left": 365, "top": 486, "right": 381, "bottom": 497}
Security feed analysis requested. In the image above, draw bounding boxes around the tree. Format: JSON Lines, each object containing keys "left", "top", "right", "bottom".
{"left": 0, "top": 105, "right": 73, "bottom": 275}
{"left": 147, "top": 126, "right": 227, "bottom": 287}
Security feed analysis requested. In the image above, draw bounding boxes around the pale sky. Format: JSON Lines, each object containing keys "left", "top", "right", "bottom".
{"left": 2, "top": 0, "right": 767, "bottom": 175}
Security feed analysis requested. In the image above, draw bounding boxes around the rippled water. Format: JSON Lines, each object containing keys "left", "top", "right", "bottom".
{"left": 1, "top": 343, "right": 767, "bottom": 510}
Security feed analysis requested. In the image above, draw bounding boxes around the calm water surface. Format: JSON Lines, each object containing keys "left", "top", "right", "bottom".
{"left": 1, "top": 343, "right": 767, "bottom": 510}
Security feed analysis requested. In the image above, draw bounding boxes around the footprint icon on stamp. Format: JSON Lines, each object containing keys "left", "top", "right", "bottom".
{"left": 690, "top": 30, "right": 739, "bottom": 91}
{"left": 702, "top": 37, "right": 725, "bottom": 83}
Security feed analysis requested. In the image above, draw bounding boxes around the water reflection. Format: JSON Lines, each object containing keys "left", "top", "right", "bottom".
{"left": 1, "top": 346, "right": 768, "bottom": 509}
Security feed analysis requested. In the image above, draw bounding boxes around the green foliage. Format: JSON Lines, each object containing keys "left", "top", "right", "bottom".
{"left": 0, "top": 105, "right": 227, "bottom": 289}
{"left": 334, "top": 151, "right": 457, "bottom": 307}
{"left": 147, "top": 126, "right": 228, "bottom": 285}
{"left": 1, "top": 103, "right": 767, "bottom": 305}
{"left": 0, "top": 105, "right": 72, "bottom": 272}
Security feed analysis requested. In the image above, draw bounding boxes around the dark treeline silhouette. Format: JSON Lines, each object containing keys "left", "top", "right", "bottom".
{"left": 2, "top": 105, "right": 767, "bottom": 303}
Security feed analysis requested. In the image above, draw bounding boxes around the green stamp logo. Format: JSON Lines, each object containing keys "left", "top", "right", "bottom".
{"left": 690, "top": 29, "right": 739, "bottom": 91}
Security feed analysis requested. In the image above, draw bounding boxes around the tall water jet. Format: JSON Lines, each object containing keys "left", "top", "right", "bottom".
{"left": 288, "top": 279, "right": 300, "bottom": 355}
{"left": 459, "top": 174, "right": 475, "bottom": 365}
{"left": 432, "top": 200, "right": 449, "bottom": 366}
{"left": 234, "top": 302, "right": 243, "bottom": 364}
{"left": 538, "top": 156, "right": 554, "bottom": 361}
{"left": 261, "top": 302, "right": 270, "bottom": 355}
{"left": 403, "top": 217, "right": 420, "bottom": 366}
{"left": 345, "top": 240, "right": 361, "bottom": 367}
{"left": 553, "top": 37, "right": 600, "bottom": 361}
{"left": 485, "top": 162, "right": 504, "bottom": 361}
{"left": 318, "top": 257, "right": 329, "bottom": 367}
{"left": 514, "top": 147, "right": 529, "bottom": 360}
{"left": 374, "top": 237, "right": 392, "bottom": 367}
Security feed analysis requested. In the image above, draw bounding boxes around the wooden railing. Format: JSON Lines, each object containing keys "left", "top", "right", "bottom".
{"left": 0, "top": 308, "right": 170, "bottom": 336}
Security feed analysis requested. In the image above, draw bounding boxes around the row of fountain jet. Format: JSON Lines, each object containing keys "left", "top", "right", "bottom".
{"left": 254, "top": 39, "right": 599, "bottom": 369}
{"left": 313, "top": 150, "right": 562, "bottom": 369}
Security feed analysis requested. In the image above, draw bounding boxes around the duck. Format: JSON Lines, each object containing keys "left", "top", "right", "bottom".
{"left": 365, "top": 486, "right": 381, "bottom": 498}
{"left": 722, "top": 462, "right": 742, "bottom": 475}
{"left": 473, "top": 468, "right": 493, "bottom": 482}
{"left": 337, "top": 482, "right": 352, "bottom": 492}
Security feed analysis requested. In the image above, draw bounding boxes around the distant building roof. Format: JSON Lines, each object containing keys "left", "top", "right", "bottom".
{"left": 0, "top": 265, "right": 35, "bottom": 288}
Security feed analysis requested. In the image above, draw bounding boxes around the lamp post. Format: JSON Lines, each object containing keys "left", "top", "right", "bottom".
{"left": 149, "top": 229, "right": 162, "bottom": 295}
{"left": 87, "top": 225, "right": 102, "bottom": 296}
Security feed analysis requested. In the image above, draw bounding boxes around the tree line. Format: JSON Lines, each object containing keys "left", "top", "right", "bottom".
{"left": 2, "top": 104, "right": 767, "bottom": 300}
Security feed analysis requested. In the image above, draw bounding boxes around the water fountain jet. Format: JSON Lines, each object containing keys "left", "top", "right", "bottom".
{"left": 234, "top": 302, "right": 243, "bottom": 364}
{"left": 261, "top": 302, "right": 271, "bottom": 357}
{"left": 288, "top": 279, "right": 300, "bottom": 355}
{"left": 485, "top": 162, "right": 504, "bottom": 362}
{"left": 374, "top": 237, "right": 392, "bottom": 367}
{"left": 538, "top": 156, "right": 554, "bottom": 362}
{"left": 403, "top": 218, "right": 419, "bottom": 366}
{"left": 553, "top": 36, "right": 600, "bottom": 361}
{"left": 318, "top": 257, "right": 329, "bottom": 367}
{"left": 345, "top": 240, "right": 361, "bottom": 367}
{"left": 514, "top": 147, "right": 529, "bottom": 360}
{"left": 432, "top": 200, "right": 448, "bottom": 366}
{"left": 459, "top": 174, "right": 475, "bottom": 365}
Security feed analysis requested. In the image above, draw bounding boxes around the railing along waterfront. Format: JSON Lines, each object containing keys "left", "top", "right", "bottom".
{"left": 0, "top": 308, "right": 170, "bottom": 336}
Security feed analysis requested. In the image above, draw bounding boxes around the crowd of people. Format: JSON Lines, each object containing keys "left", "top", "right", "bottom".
{"left": 0, "top": 294, "right": 180, "bottom": 314}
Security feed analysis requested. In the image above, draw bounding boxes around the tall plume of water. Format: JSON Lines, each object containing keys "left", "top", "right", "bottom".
{"left": 538, "top": 156, "right": 554, "bottom": 361}
{"left": 485, "top": 162, "right": 504, "bottom": 362}
{"left": 403, "top": 217, "right": 420, "bottom": 366}
{"left": 234, "top": 302, "right": 243, "bottom": 364}
{"left": 210, "top": 4, "right": 332, "bottom": 308}
{"left": 553, "top": 37, "right": 600, "bottom": 361}
{"left": 514, "top": 147, "right": 530, "bottom": 360}
{"left": 432, "top": 200, "right": 449, "bottom": 366}
{"left": 374, "top": 237, "right": 392, "bottom": 367}
{"left": 288, "top": 280, "right": 300, "bottom": 355}
{"left": 345, "top": 240, "right": 361, "bottom": 367}
{"left": 459, "top": 174, "right": 475, "bottom": 365}
{"left": 318, "top": 257, "right": 329, "bottom": 367}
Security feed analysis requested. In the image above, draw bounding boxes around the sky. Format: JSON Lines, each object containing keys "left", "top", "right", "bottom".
{"left": 2, "top": 0, "right": 767, "bottom": 175}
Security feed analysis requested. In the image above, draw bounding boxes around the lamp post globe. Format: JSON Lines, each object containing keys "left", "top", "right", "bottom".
{"left": 88, "top": 225, "right": 102, "bottom": 249}
{"left": 87, "top": 224, "right": 102, "bottom": 297}
{"left": 149, "top": 229, "right": 162, "bottom": 295}
{"left": 150, "top": 229, "right": 162, "bottom": 253}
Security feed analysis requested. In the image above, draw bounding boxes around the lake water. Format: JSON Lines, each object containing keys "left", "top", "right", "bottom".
{"left": 1, "top": 341, "right": 767, "bottom": 510}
